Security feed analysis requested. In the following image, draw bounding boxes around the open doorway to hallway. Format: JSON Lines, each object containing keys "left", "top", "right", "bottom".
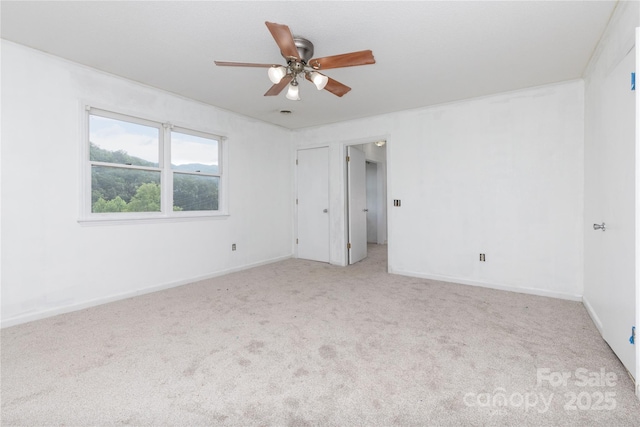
{"left": 346, "top": 140, "right": 387, "bottom": 265}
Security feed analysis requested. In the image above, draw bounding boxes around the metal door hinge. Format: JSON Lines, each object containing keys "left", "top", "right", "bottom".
{"left": 347, "top": 243, "right": 352, "bottom": 249}
{"left": 296, "top": 238, "right": 299, "bottom": 244}
{"left": 296, "top": 198, "right": 298, "bottom": 205}
{"left": 346, "top": 156, "right": 350, "bottom": 162}
{"left": 296, "top": 159, "right": 298, "bottom": 165}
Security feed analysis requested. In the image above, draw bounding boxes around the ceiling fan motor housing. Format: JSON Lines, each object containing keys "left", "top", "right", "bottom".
{"left": 292, "top": 37, "right": 314, "bottom": 64}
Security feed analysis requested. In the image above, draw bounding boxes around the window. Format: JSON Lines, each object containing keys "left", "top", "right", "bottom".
{"left": 85, "top": 108, "right": 224, "bottom": 221}
{"left": 171, "top": 130, "right": 220, "bottom": 211}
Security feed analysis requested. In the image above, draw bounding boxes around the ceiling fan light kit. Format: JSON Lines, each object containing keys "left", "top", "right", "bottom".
{"left": 215, "top": 21, "right": 375, "bottom": 101}
{"left": 309, "top": 71, "right": 329, "bottom": 90}
{"left": 268, "top": 66, "right": 287, "bottom": 84}
{"left": 285, "top": 80, "right": 300, "bottom": 101}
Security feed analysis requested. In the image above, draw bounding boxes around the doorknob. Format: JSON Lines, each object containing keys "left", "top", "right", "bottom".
{"left": 593, "top": 222, "right": 606, "bottom": 231}
{"left": 323, "top": 209, "right": 328, "bottom": 213}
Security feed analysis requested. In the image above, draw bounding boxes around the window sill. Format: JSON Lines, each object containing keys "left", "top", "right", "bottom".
{"left": 78, "top": 212, "right": 230, "bottom": 226}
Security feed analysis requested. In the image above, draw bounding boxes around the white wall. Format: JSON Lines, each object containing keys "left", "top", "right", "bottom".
{"left": 295, "top": 80, "right": 585, "bottom": 300}
{"left": 582, "top": 1, "right": 638, "bottom": 379}
{"left": 1, "top": 41, "right": 294, "bottom": 327}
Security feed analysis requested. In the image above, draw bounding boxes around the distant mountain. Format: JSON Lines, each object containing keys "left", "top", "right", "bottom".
{"left": 90, "top": 142, "right": 158, "bottom": 167}
{"left": 173, "top": 163, "right": 219, "bottom": 174}
{"left": 90, "top": 143, "right": 219, "bottom": 174}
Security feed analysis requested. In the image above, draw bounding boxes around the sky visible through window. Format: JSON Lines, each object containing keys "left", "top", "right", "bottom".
{"left": 90, "top": 115, "right": 218, "bottom": 167}
{"left": 171, "top": 131, "right": 218, "bottom": 168}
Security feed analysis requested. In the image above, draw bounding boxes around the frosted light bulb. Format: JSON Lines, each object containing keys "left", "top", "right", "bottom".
{"left": 286, "top": 83, "right": 300, "bottom": 101}
{"left": 310, "top": 71, "right": 328, "bottom": 90}
{"left": 268, "top": 66, "right": 286, "bottom": 84}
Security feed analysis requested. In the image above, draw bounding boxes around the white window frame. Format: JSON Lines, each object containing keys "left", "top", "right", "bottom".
{"left": 168, "top": 125, "right": 223, "bottom": 217}
{"left": 80, "top": 106, "right": 228, "bottom": 224}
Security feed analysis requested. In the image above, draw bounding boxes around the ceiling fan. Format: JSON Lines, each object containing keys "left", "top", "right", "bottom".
{"left": 215, "top": 21, "right": 375, "bottom": 100}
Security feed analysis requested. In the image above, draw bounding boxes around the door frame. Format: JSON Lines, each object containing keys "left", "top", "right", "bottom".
{"left": 635, "top": 27, "right": 639, "bottom": 398}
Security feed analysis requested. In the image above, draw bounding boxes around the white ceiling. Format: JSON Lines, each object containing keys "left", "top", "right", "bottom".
{"left": 1, "top": 1, "right": 616, "bottom": 129}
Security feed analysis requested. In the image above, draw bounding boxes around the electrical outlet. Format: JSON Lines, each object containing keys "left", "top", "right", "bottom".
{"left": 479, "top": 253, "right": 486, "bottom": 262}
{"left": 232, "top": 243, "right": 237, "bottom": 251}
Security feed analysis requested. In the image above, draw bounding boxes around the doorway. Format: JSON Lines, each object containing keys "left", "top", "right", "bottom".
{"left": 346, "top": 141, "right": 387, "bottom": 265}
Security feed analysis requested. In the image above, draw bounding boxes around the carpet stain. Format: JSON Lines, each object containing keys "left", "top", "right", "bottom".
{"left": 7, "top": 387, "right": 53, "bottom": 405}
{"left": 211, "top": 413, "right": 229, "bottom": 422}
{"left": 437, "top": 335, "right": 450, "bottom": 345}
{"left": 318, "top": 344, "right": 337, "bottom": 359}
{"left": 183, "top": 357, "right": 201, "bottom": 376}
{"left": 287, "top": 415, "right": 311, "bottom": 427}
{"left": 293, "top": 367, "right": 309, "bottom": 377}
{"left": 446, "top": 344, "right": 464, "bottom": 359}
{"left": 238, "top": 357, "right": 252, "bottom": 367}
{"left": 246, "top": 340, "right": 265, "bottom": 354}
{"left": 335, "top": 360, "right": 358, "bottom": 381}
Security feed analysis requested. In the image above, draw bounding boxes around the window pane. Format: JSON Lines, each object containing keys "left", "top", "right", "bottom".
{"left": 91, "top": 166, "right": 161, "bottom": 213}
{"left": 173, "top": 174, "right": 219, "bottom": 211}
{"left": 89, "top": 115, "right": 159, "bottom": 166}
{"left": 171, "top": 131, "right": 218, "bottom": 173}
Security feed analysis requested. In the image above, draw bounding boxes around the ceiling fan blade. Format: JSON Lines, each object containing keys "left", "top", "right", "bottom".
{"left": 264, "top": 75, "right": 293, "bottom": 96}
{"left": 309, "top": 50, "right": 375, "bottom": 70}
{"left": 324, "top": 77, "right": 351, "bottom": 97}
{"left": 215, "top": 61, "right": 279, "bottom": 68}
{"left": 265, "top": 21, "right": 300, "bottom": 61}
{"left": 305, "top": 74, "right": 351, "bottom": 97}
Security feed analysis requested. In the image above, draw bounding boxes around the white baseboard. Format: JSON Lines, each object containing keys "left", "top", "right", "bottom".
{"left": 1, "top": 254, "right": 292, "bottom": 328}
{"left": 581, "top": 295, "right": 604, "bottom": 336}
{"left": 388, "top": 269, "right": 583, "bottom": 302}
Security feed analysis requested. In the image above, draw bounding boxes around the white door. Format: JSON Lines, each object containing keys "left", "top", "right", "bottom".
{"left": 297, "top": 147, "right": 329, "bottom": 262}
{"left": 347, "top": 146, "right": 367, "bottom": 264}
{"left": 585, "top": 47, "right": 636, "bottom": 376}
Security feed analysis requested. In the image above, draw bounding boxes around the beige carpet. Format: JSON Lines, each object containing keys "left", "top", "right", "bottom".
{"left": 2, "top": 244, "right": 639, "bottom": 426}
